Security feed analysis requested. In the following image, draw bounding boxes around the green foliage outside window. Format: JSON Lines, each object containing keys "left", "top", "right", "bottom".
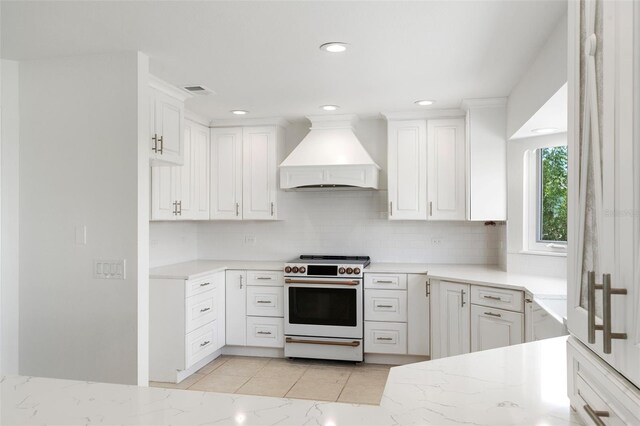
{"left": 539, "top": 146, "right": 568, "bottom": 242}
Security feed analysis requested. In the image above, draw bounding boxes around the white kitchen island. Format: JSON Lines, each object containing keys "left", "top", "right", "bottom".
{"left": 2, "top": 336, "right": 581, "bottom": 425}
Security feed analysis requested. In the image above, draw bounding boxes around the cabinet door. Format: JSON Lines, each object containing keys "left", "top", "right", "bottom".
{"left": 210, "top": 128, "right": 243, "bottom": 220}
{"left": 192, "top": 123, "right": 210, "bottom": 220}
{"left": 407, "top": 274, "right": 430, "bottom": 356}
{"left": 470, "top": 305, "right": 523, "bottom": 352}
{"left": 150, "top": 166, "right": 177, "bottom": 220}
{"left": 431, "top": 280, "right": 470, "bottom": 359}
{"left": 427, "top": 118, "right": 466, "bottom": 220}
{"left": 387, "top": 120, "right": 427, "bottom": 220}
{"left": 174, "top": 123, "right": 192, "bottom": 219}
{"left": 154, "top": 90, "right": 184, "bottom": 165}
{"left": 225, "top": 270, "right": 247, "bottom": 346}
{"left": 242, "top": 126, "right": 278, "bottom": 220}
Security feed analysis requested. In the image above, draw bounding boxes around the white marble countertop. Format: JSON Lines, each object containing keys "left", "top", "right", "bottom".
{"left": 2, "top": 337, "right": 580, "bottom": 425}
{"left": 149, "top": 260, "right": 285, "bottom": 280}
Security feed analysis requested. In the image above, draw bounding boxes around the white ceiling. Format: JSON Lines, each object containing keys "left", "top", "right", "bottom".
{"left": 511, "top": 83, "right": 567, "bottom": 139}
{"left": 1, "top": 1, "right": 567, "bottom": 121}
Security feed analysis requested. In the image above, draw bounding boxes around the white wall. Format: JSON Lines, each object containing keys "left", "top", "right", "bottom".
{"left": 507, "top": 12, "right": 568, "bottom": 138}
{"left": 18, "top": 52, "right": 147, "bottom": 385}
{"left": 506, "top": 132, "right": 567, "bottom": 278}
{"left": 1, "top": 59, "right": 20, "bottom": 374}
{"left": 150, "top": 222, "right": 198, "bottom": 268}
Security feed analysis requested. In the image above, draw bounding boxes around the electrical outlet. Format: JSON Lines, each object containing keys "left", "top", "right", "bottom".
{"left": 244, "top": 235, "right": 256, "bottom": 245}
{"left": 94, "top": 259, "right": 126, "bottom": 280}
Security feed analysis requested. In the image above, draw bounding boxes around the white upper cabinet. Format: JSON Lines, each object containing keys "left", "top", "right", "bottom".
{"left": 463, "top": 100, "right": 507, "bottom": 221}
{"left": 427, "top": 118, "right": 466, "bottom": 220}
{"left": 387, "top": 120, "right": 427, "bottom": 220}
{"left": 149, "top": 75, "right": 189, "bottom": 166}
{"left": 151, "top": 166, "right": 179, "bottom": 220}
{"left": 210, "top": 127, "right": 243, "bottom": 220}
{"left": 242, "top": 126, "right": 278, "bottom": 220}
{"left": 210, "top": 125, "right": 282, "bottom": 221}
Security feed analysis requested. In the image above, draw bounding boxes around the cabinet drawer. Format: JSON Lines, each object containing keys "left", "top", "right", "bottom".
{"left": 364, "top": 321, "right": 407, "bottom": 354}
{"left": 186, "top": 272, "right": 223, "bottom": 298}
{"left": 365, "top": 289, "right": 407, "bottom": 322}
{"left": 186, "top": 288, "right": 218, "bottom": 333}
{"left": 246, "top": 316, "right": 284, "bottom": 348}
{"left": 471, "top": 285, "right": 524, "bottom": 312}
{"left": 246, "top": 270, "right": 284, "bottom": 286}
{"left": 364, "top": 273, "right": 407, "bottom": 290}
{"left": 185, "top": 321, "right": 217, "bottom": 368}
{"left": 470, "top": 305, "right": 523, "bottom": 352}
{"left": 246, "top": 286, "right": 284, "bottom": 317}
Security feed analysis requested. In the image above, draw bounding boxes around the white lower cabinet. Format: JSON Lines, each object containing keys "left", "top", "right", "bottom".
{"left": 225, "top": 270, "right": 247, "bottom": 346}
{"left": 246, "top": 286, "right": 284, "bottom": 317}
{"left": 407, "top": 274, "right": 430, "bottom": 356}
{"left": 364, "top": 322, "right": 407, "bottom": 354}
{"left": 365, "top": 289, "right": 407, "bottom": 323}
{"left": 150, "top": 271, "right": 225, "bottom": 383}
{"left": 431, "top": 280, "right": 471, "bottom": 359}
{"left": 246, "top": 316, "right": 284, "bottom": 348}
{"left": 470, "top": 305, "right": 523, "bottom": 352}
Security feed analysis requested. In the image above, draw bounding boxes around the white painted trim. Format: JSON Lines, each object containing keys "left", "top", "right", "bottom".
{"left": 210, "top": 117, "right": 289, "bottom": 128}
{"left": 381, "top": 109, "right": 466, "bottom": 121}
{"left": 460, "top": 97, "right": 508, "bottom": 110}
{"left": 221, "top": 345, "right": 285, "bottom": 358}
{"left": 364, "top": 353, "right": 429, "bottom": 366}
{"left": 184, "top": 110, "right": 211, "bottom": 127}
{"left": 148, "top": 74, "right": 191, "bottom": 102}
{"left": 175, "top": 349, "right": 222, "bottom": 384}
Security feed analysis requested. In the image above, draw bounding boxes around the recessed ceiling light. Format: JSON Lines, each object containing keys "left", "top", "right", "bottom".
{"left": 320, "top": 105, "right": 340, "bottom": 111}
{"left": 231, "top": 110, "right": 248, "bottom": 115}
{"left": 414, "top": 100, "right": 435, "bottom": 106}
{"left": 319, "top": 42, "right": 348, "bottom": 53}
{"left": 531, "top": 127, "right": 559, "bottom": 134}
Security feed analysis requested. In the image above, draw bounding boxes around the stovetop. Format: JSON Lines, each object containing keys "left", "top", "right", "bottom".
{"left": 287, "top": 255, "right": 371, "bottom": 266}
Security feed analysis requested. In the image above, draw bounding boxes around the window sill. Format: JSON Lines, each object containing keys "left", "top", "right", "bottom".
{"left": 518, "top": 250, "right": 567, "bottom": 258}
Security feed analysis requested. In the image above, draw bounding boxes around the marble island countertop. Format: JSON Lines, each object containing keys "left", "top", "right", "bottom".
{"left": 2, "top": 337, "right": 580, "bottom": 425}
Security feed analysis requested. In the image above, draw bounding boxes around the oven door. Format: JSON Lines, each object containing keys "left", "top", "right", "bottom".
{"left": 284, "top": 278, "right": 363, "bottom": 339}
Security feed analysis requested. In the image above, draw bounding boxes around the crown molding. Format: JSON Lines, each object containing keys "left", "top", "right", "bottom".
{"left": 381, "top": 108, "right": 466, "bottom": 121}
{"left": 210, "top": 117, "right": 290, "bottom": 128}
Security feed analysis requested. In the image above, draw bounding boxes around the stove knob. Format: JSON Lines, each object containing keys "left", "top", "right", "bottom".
{"left": 284, "top": 266, "right": 292, "bottom": 273}
{"left": 346, "top": 267, "right": 353, "bottom": 274}
{"left": 354, "top": 267, "right": 361, "bottom": 275}
{"left": 339, "top": 267, "right": 346, "bottom": 274}
{"left": 299, "top": 266, "right": 306, "bottom": 274}
{"left": 292, "top": 266, "right": 299, "bottom": 273}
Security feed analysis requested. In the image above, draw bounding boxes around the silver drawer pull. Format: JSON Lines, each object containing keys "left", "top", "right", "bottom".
{"left": 257, "top": 331, "right": 272, "bottom": 335}
{"left": 483, "top": 295, "right": 503, "bottom": 301}
{"left": 256, "top": 300, "right": 272, "bottom": 304}
{"left": 376, "top": 337, "right": 393, "bottom": 341}
{"left": 199, "top": 282, "right": 210, "bottom": 287}
{"left": 484, "top": 311, "right": 501, "bottom": 318}
{"left": 200, "top": 307, "right": 211, "bottom": 313}
{"left": 200, "top": 340, "right": 210, "bottom": 347}
{"left": 375, "top": 280, "right": 394, "bottom": 284}
{"left": 376, "top": 304, "right": 394, "bottom": 308}
{"left": 583, "top": 404, "right": 609, "bottom": 426}
{"left": 256, "top": 277, "right": 272, "bottom": 280}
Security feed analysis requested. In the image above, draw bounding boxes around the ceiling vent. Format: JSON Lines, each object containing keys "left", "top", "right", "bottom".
{"left": 182, "top": 85, "right": 216, "bottom": 96}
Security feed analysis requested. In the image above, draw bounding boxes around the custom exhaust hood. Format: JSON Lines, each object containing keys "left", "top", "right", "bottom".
{"left": 279, "top": 115, "right": 380, "bottom": 190}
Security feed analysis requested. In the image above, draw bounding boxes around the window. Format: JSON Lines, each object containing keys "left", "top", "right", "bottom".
{"left": 527, "top": 145, "right": 568, "bottom": 253}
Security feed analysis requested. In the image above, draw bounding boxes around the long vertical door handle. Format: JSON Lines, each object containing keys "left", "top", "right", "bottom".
{"left": 158, "top": 135, "right": 164, "bottom": 154}
{"left": 461, "top": 289, "right": 466, "bottom": 307}
{"left": 425, "top": 280, "right": 430, "bottom": 297}
{"left": 172, "top": 201, "right": 178, "bottom": 216}
{"left": 429, "top": 201, "right": 433, "bottom": 216}
{"left": 239, "top": 275, "right": 243, "bottom": 289}
{"left": 177, "top": 201, "right": 182, "bottom": 216}
{"left": 271, "top": 202, "right": 274, "bottom": 216}
{"left": 389, "top": 202, "right": 393, "bottom": 217}
{"left": 587, "top": 271, "right": 599, "bottom": 344}
{"left": 152, "top": 133, "right": 158, "bottom": 153}
{"left": 235, "top": 202, "right": 240, "bottom": 217}
{"left": 602, "top": 273, "right": 627, "bottom": 354}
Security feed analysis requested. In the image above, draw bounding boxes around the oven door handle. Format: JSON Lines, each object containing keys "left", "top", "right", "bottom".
{"left": 285, "top": 279, "right": 360, "bottom": 286}
{"left": 285, "top": 337, "right": 361, "bottom": 347}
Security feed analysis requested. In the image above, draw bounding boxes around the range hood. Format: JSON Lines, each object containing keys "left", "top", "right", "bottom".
{"left": 279, "top": 115, "right": 380, "bottom": 190}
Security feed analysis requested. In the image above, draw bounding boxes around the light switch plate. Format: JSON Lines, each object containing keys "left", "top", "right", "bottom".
{"left": 94, "top": 259, "right": 126, "bottom": 280}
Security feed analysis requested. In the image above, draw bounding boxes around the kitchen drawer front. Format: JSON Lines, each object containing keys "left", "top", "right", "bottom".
{"left": 185, "top": 321, "right": 217, "bottom": 368}
{"left": 364, "top": 273, "right": 407, "bottom": 290}
{"left": 246, "top": 316, "right": 284, "bottom": 348}
{"left": 246, "top": 286, "right": 284, "bottom": 317}
{"left": 246, "top": 270, "right": 284, "bottom": 287}
{"left": 186, "top": 272, "right": 223, "bottom": 298}
{"left": 365, "top": 289, "right": 407, "bottom": 322}
{"left": 364, "top": 321, "right": 407, "bottom": 354}
{"left": 470, "top": 285, "right": 524, "bottom": 312}
{"left": 185, "top": 288, "right": 218, "bottom": 333}
{"left": 568, "top": 338, "right": 640, "bottom": 426}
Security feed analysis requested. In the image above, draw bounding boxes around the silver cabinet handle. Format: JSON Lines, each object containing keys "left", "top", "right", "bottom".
{"left": 587, "top": 271, "right": 601, "bottom": 344}
{"left": 177, "top": 200, "right": 182, "bottom": 216}
{"left": 429, "top": 201, "right": 433, "bottom": 216}
{"left": 152, "top": 133, "right": 158, "bottom": 153}
{"left": 583, "top": 404, "right": 609, "bottom": 426}
{"left": 484, "top": 311, "right": 501, "bottom": 318}
{"left": 200, "top": 340, "right": 210, "bottom": 347}
{"left": 173, "top": 201, "right": 178, "bottom": 216}
{"left": 158, "top": 135, "right": 164, "bottom": 154}
{"left": 461, "top": 289, "right": 466, "bottom": 307}
{"left": 389, "top": 201, "right": 393, "bottom": 217}
{"left": 239, "top": 275, "right": 243, "bottom": 289}
{"left": 257, "top": 331, "right": 272, "bottom": 335}
{"left": 376, "top": 304, "right": 394, "bottom": 308}
{"left": 270, "top": 202, "right": 274, "bottom": 216}
{"left": 376, "top": 337, "right": 393, "bottom": 341}
{"left": 375, "top": 280, "right": 394, "bottom": 284}
{"left": 256, "top": 300, "right": 271, "bottom": 304}
{"left": 235, "top": 202, "right": 240, "bottom": 216}
{"left": 426, "top": 280, "right": 430, "bottom": 297}
{"left": 256, "top": 277, "right": 272, "bottom": 280}
{"left": 602, "top": 273, "right": 627, "bottom": 354}
{"left": 483, "top": 295, "right": 502, "bottom": 301}
{"left": 200, "top": 307, "right": 211, "bottom": 313}
{"left": 199, "top": 282, "right": 210, "bottom": 287}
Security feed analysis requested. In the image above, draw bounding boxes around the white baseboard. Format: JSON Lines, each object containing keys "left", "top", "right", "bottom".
{"left": 364, "top": 353, "right": 430, "bottom": 365}
{"left": 175, "top": 349, "right": 222, "bottom": 383}
{"left": 221, "top": 346, "right": 285, "bottom": 358}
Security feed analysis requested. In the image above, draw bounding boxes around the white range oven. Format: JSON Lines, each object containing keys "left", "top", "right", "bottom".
{"left": 283, "top": 255, "right": 370, "bottom": 362}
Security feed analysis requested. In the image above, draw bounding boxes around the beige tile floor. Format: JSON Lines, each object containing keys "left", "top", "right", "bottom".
{"left": 150, "top": 356, "right": 391, "bottom": 405}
